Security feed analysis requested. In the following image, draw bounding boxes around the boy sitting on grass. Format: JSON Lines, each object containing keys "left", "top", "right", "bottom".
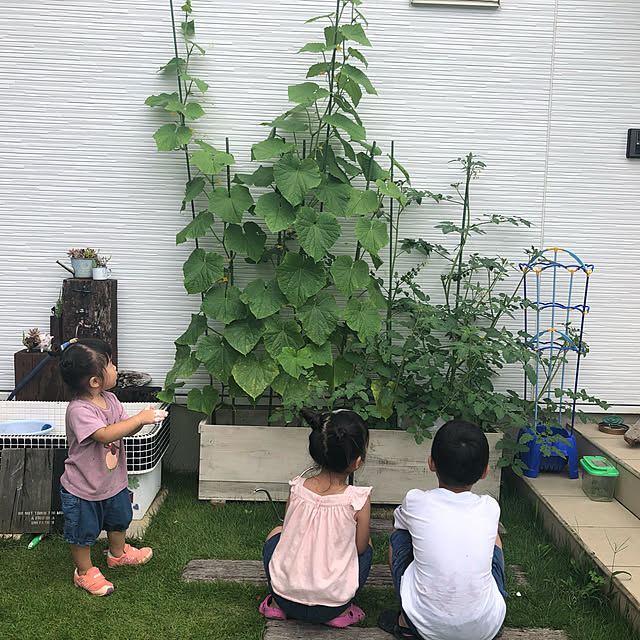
{"left": 379, "top": 419, "right": 507, "bottom": 640}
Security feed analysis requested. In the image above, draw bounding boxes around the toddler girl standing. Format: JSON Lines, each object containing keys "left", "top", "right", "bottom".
{"left": 259, "top": 408, "right": 372, "bottom": 627}
{"left": 57, "top": 338, "right": 167, "bottom": 596}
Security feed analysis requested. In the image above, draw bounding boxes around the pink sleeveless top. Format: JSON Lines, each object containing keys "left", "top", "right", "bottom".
{"left": 268, "top": 476, "right": 372, "bottom": 607}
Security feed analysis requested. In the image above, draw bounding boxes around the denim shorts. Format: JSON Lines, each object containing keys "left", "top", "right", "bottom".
{"left": 263, "top": 532, "right": 373, "bottom": 624}
{"left": 390, "top": 528, "right": 508, "bottom": 636}
{"left": 60, "top": 486, "right": 133, "bottom": 546}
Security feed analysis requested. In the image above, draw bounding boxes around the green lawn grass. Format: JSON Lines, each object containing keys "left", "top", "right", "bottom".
{"left": 0, "top": 473, "right": 637, "bottom": 639}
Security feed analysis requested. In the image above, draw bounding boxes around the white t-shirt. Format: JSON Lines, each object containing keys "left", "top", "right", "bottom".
{"left": 394, "top": 488, "right": 506, "bottom": 640}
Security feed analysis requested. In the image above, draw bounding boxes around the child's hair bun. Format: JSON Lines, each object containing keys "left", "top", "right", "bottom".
{"left": 300, "top": 408, "right": 324, "bottom": 431}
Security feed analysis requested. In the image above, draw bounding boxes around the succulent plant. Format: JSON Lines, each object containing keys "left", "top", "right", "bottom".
{"left": 22, "top": 328, "right": 41, "bottom": 351}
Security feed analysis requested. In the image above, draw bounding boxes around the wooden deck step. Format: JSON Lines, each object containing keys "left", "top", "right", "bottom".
{"left": 265, "top": 620, "right": 567, "bottom": 639}
{"left": 182, "top": 559, "right": 393, "bottom": 586}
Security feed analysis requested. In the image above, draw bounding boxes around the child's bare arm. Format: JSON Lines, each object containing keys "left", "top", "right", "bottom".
{"left": 354, "top": 495, "right": 371, "bottom": 555}
{"left": 91, "top": 408, "right": 167, "bottom": 444}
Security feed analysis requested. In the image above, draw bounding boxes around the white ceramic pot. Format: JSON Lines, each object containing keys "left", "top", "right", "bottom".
{"left": 92, "top": 266, "right": 112, "bottom": 280}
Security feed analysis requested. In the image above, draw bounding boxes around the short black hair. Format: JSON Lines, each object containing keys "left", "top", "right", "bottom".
{"left": 431, "top": 419, "right": 489, "bottom": 487}
{"left": 58, "top": 338, "right": 112, "bottom": 396}
{"left": 302, "top": 408, "right": 369, "bottom": 474}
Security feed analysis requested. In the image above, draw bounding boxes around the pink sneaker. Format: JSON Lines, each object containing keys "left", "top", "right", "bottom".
{"left": 106, "top": 543, "right": 153, "bottom": 567}
{"left": 74, "top": 567, "right": 114, "bottom": 596}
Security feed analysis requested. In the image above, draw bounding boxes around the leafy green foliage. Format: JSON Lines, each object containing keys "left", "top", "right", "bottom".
{"left": 153, "top": 2, "right": 606, "bottom": 447}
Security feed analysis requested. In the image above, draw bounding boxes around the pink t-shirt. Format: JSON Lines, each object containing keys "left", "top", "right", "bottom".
{"left": 268, "top": 476, "right": 372, "bottom": 607}
{"left": 60, "top": 392, "right": 129, "bottom": 501}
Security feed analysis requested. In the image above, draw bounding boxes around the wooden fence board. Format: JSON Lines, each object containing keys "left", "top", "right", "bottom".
{"left": 0, "top": 449, "right": 66, "bottom": 533}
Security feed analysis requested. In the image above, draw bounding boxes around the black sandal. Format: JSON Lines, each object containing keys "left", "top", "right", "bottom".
{"left": 377, "top": 610, "right": 421, "bottom": 639}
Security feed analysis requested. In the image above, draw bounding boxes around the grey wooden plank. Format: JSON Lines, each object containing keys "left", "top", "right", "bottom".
{"left": 0, "top": 449, "right": 55, "bottom": 533}
{"left": 181, "top": 559, "right": 393, "bottom": 587}
{"left": 265, "top": 620, "right": 568, "bottom": 640}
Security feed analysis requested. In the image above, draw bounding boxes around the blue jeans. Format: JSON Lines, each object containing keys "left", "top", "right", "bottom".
{"left": 60, "top": 486, "right": 132, "bottom": 546}
{"left": 262, "top": 532, "right": 373, "bottom": 624}
{"left": 390, "top": 529, "right": 508, "bottom": 636}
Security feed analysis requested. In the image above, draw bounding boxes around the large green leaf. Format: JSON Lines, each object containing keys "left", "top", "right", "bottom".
{"left": 298, "top": 291, "right": 340, "bottom": 345}
{"left": 300, "top": 341, "right": 333, "bottom": 366}
{"left": 339, "top": 24, "right": 372, "bottom": 47}
{"left": 276, "top": 252, "right": 326, "bottom": 307}
{"left": 234, "top": 165, "right": 274, "bottom": 187}
{"left": 295, "top": 207, "right": 341, "bottom": 262}
{"left": 288, "top": 82, "right": 330, "bottom": 104}
{"left": 263, "top": 317, "right": 304, "bottom": 357}
{"left": 333, "top": 356, "right": 354, "bottom": 386}
{"left": 277, "top": 346, "right": 314, "bottom": 379}
{"left": 354, "top": 216, "right": 390, "bottom": 256}
{"left": 191, "top": 142, "right": 234, "bottom": 175}
{"left": 240, "top": 279, "right": 287, "bottom": 319}
{"left": 271, "top": 372, "right": 310, "bottom": 405}
{"left": 312, "top": 180, "right": 355, "bottom": 216}
{"left": 145, "top": 92, "right": 179, "bottom": 108}
{"left": 176, "top": 210, "right": 213, "bottom": 245}
{"left": 322, "top": 113, "right": 366, "bottom": 141}
{"left": 251, "top": 138, "right": 296, "bottom": 161}
{"left": 224, "top": 222, "right": 266, "bottom": 262}
{"left": 166, "top": 343, "right": 201, "bottom": 385}
{"left": 371, "top": 379, "right": 394, "bottom": 419}
{"left": 187, "top": 385, "right": 219, "bottom": 415}
{"left": 223, "top": 318, "right": 265, "bottom": 355}
{"left": 232, "top": 353, "right": 279, "bottom": 400}
{"left": 345, "top": 189, "right": 378, "bottom": 217}
{"left": 183, "top": 248, "right": 225, "bottom": 294}
{"left": 208, "top": 185, "right": 254, "bottom": 224}
{"left": 200, "top": 285, "right": 247, "bottom": 323}
{"left": 343, "top": 298, "right": 382, "bottom": 339}
{"left": 184, "top": 177, "right": 206, "bottom": 202}
{"left": 175, "top": 314, "right": 208, "bottom": 346}
{"left": 153, "top": 123, "right": 192, "bottom": 151}
{"left": 340, "top": 64, "right": 377, "bottom": 95}
{"left": 330, "top": 255, "right": 370, "bottom": 297}
{"left": 273, "top": 155, "right": 322, "bottom": 207}
{"left": 195, "top": 334, "right": 238, "bottom": 383}
{"left": 255, "top": 192, "right": 296, "bottom": 233}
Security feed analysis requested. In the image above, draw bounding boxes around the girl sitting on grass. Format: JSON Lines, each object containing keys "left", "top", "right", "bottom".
{"left": 57, "top": 338, "right": 167, "bottom": 596}
{"left": 259, "top": 408, "right": 372, "bottom": 627}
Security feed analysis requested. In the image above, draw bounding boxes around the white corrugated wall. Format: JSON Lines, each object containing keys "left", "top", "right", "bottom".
{"left": 0, "top": 0, "right": 638, "bottom": 407}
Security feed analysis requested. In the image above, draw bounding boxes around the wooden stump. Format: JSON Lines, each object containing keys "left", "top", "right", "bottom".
{"left": 13, "top": 349, "right": 68, "bottom": 401}
{"left": 62, "top": 278, "right": 118, "bottom": 364}
{"left": 0, "top": 449, "right": 67, "bottom": 533}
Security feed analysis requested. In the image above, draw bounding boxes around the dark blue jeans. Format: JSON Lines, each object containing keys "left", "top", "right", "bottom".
{"left": 390, "top": 529, "right": 507, "bottom": 637}
{"left": 60, "top": 486, "right": 132, "bottom": 546}
{"left": 263, "top": 532, "right": 373, "bottom": 624}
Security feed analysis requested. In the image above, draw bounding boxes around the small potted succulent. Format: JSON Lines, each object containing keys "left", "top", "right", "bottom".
{"left": 66, "top": 248, "right": 98, "bottom": 278}
{"left": 22, "top": 329, "right": 53, "bottom": 352}
{"left": 92, "top": 254, "right": 112, "bottom": 280}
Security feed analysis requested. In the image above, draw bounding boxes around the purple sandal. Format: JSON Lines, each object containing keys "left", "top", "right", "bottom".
{"left": 259, "top": 595, "right": 287, "bottom": 620}
{"left": 324, "top": 604, "right": 365, "bottom": 628}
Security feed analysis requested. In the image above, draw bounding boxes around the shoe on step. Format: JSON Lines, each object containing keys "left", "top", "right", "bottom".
{"left": 74, "top": 567, "right": 114, "bottom": 596}
{"left": 106, "top": 543, "right": 153, "bottom": 567}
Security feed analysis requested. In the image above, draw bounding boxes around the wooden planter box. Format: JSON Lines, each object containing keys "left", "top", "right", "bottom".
{"left": 198, "top": 422, "right": 502, "bottom": 504}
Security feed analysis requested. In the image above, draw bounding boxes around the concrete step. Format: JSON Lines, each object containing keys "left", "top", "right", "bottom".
{"left": 264, "top": 619, "right": 568, "bottom": 640}
{"left": 574, "top": 421, "right": 640, "bottom": 520}
{"left": 514, "top": 471, "right": 640, "bottom": 634}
